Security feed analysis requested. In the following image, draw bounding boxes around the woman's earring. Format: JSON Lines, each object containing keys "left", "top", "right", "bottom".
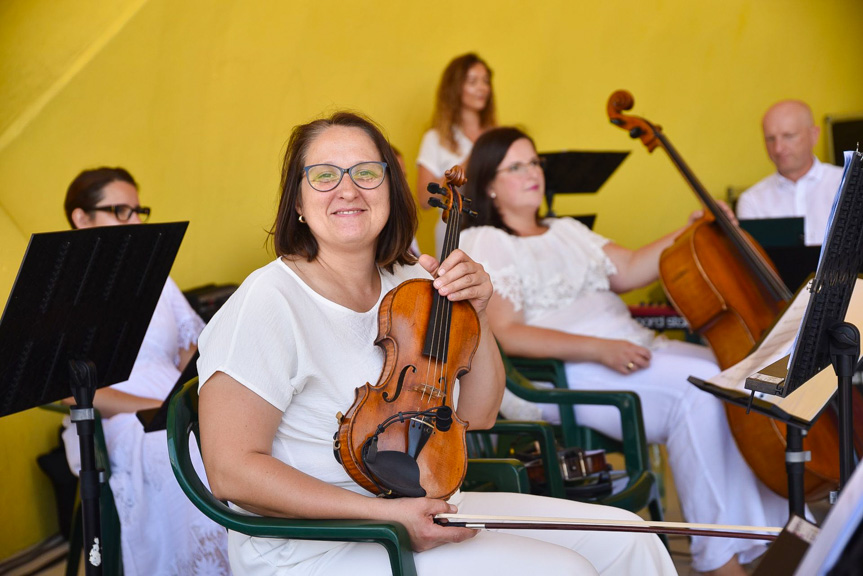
{"left": 489, "top": 192, "right": 497, "bottom": 199}
{"left": 298, "top": 214, "right": 306, "bottom": 223}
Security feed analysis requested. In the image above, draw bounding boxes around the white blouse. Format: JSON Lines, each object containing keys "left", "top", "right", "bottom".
{"left": 460, "top": 218, "right": 658, "bottom": 348}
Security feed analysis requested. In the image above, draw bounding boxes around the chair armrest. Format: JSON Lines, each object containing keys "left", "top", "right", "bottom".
{"left": 40, "top": 402, "right": 72, "bottom": 415}
{"left": 465, "top": 458, "right": 530, "bottom": 494}
{"left": 504, "top": 356, "right": 649, "bottom": 480}
{"left": 480, "top": 420, "right": 566, "bottom": 498}
{"left": 166, "top": 380, "right": 417, "bottom": 576}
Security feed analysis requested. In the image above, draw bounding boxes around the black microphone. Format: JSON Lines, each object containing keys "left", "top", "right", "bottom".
{"left": 435, "top": 406, "right": 452, "bottom": 432}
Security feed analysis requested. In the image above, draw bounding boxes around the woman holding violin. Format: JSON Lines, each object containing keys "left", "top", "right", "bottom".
{"left": 196, "top": 112, "right": 674, "bottom": 574}
{"left": 459, "top": 127, "right": 788, "bottom": 576}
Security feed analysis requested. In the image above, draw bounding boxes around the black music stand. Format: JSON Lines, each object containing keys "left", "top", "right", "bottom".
{"left": 691, "top": 150, "right": 863, "bottom": 516}
{"left": 739, "top": 217, "right": 822, "bottom": 293}
{"left": 539, "top": 150, "right": 629, "bottom": 219}
{"left": 0, "top": 222, "right": 188, "bottom": 576}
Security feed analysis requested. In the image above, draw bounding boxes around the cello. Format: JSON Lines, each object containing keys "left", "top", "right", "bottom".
{"left": 606, "top": 89, "right": 863, "bottom": 500}
{"left": 335, "top": 167, "right": 478, "bottom": 499}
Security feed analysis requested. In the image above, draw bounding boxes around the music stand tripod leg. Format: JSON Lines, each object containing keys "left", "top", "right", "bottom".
{"left": 69, "top": 360, "right": 103, "bottom": 576}
{"left": 785, "top": 426, "right": 809, "bottom": 518}
{"left": 828, "top": 322, "right": 860, "bottom": 491}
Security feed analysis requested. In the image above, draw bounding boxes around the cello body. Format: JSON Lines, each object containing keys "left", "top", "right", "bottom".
{"left": 608, "top": 89, "right": 863, "bottom": 500}
{"left": 660, "top": 217, "right": 844, "bottom": 498}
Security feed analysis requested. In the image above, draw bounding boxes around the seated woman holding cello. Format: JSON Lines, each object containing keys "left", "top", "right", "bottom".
{"left": 195, "top": 112, "right": 675, "bottom": 575}
{"left": 458, "top": 127, "right": 788, "bottom": 576}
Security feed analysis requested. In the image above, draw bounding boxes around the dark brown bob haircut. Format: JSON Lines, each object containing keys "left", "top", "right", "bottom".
{"left": 271, "top": 111, "right": 418, "bottom": 272}
{"left": 64, "top": 167, "right": 137, "bottom": 228}
{"left": 462, "top": 127, "right": 540, "bottom": 235}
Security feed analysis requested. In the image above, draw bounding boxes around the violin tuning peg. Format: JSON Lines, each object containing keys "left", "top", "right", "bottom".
{"left": 462, "top": 197, "right": 472, "bottom": 205}
{"left": 429, "top": 198, "right": 445, "bottom": 210}
{"left": 427, "top": 183, "right": 444, "bottom": 195}
{"left": 462, "top": 208, "right": 478, "bottom": 218}
{"left": 629, "top": 127, "right": 643, "bottom": 139}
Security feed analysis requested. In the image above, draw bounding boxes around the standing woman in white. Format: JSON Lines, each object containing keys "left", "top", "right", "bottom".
{"left": 417, "top": 53, "right": 497, "bottom": 255}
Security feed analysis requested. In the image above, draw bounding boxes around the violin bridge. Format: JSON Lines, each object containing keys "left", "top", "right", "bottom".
{"left": 415, "top": 383, "right": 444, "bottom": 400}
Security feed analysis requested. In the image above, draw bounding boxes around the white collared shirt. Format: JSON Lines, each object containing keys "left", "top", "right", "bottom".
{"left": 736, "top": 157, "right": 844, "bottom": 245}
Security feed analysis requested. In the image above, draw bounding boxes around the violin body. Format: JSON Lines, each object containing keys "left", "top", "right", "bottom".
{"left": 335, "top": 166, "right": 479, "bottom": 500}
{"left": 336, "top": 279, "right": 475, "bottom": 499}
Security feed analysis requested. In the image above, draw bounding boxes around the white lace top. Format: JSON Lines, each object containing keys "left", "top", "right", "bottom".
{"left": 460, "top": 218, "right": 657, "bottom": 348}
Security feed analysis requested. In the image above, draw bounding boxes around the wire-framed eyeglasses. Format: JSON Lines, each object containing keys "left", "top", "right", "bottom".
{"left": 303, "top": 162, "right": 388, "bottom": 192}
{"left": 497, "top": 158, "right": 546, "bottom": 176}
{"left": 89, "top": 204, "right": 151, "bottom": 222}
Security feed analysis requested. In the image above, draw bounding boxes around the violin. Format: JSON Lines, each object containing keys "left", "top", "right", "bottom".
{"left": 606, "top": 90, "right": 863, "bottom": 500}
{"left": 334, "top": 167, "right": 478, "bottom": 499}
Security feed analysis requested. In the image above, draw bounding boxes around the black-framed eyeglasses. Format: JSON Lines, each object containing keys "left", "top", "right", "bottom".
{"left": 497, "top": 158, "right": 546, "bottom": 176}
{"left": 89, "top": 204, "right": 151, "bottom": 222}
{"left": 302, "top": 162, "right": 388, "bottom": 192}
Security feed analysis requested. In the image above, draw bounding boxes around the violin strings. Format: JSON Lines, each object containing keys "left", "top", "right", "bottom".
{"left": 427, "top": 192, "right": 460, "bottom": 410}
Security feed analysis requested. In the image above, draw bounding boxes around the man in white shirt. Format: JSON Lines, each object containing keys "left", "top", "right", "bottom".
{"left": 736, "top": 100, "right": 844, "bottom": 245}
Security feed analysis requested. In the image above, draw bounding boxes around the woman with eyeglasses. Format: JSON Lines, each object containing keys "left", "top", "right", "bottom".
{"left": 195, "top": 112, "right": 675, "bottom": 575}
{"left": 61, "top": 167, "right": 231, "bottom": 575}
{"left": 417, "top": 53, "right": 496, "bottom": 255}
{"left": 459, "top": 128, "right": 789, "bottom": 576}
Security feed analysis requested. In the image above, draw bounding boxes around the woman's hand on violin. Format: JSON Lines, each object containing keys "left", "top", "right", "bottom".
{"left": 419, "top": 251, "right": 494, "bottom": 315}
{"left": 687, "top": 200, "right": 738, "bottom": 227}
{"left": 381, "top": 498, "right": 477, "bottom": 552}
{"left": 593, "top": 338, "right": 651, "bottom": 375}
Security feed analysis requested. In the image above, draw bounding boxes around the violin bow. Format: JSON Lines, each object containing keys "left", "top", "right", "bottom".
{"left": 435, "top": 514, "right": 782, "bottom": 541}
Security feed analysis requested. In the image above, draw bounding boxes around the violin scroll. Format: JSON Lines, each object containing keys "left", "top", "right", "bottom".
{"left": 444, "top": 165, "right": 467, "bottom": 188}
{"left": 606, "top": 90, "right": 662, "bottom": 152}
{"left": 427, "top": 165, "right": 477, "bottom": 222}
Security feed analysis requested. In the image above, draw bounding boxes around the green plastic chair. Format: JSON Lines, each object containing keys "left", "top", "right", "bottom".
{"left": 496, "top": 351, "right": 666, "bottom": 528}
{"left": 167, "top": 378, "right": 532, "bottom": 576}
{"left": 41, "top": 403, "right": 123, "bottom": 576}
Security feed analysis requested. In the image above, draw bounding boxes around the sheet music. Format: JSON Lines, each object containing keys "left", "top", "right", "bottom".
{"left": 706, "top": 287, "right": 810, "bottom": 400}
{"left": 703, "top": 278, "right": 863, "bottom": 422}
{"left": 794, "top": 461, "right": 863, "bottom": 575}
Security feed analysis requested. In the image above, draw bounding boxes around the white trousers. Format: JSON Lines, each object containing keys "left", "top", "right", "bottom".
{"left": 538, "top": 339, "right": 789, "bottom": 572}
{"left": 227, "top": 491, "right": 676, "bottom": 575}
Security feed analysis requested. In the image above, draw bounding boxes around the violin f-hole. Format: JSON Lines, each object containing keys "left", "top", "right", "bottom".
{"left": 383, "top": 364, "right": 416, "bottom": 403}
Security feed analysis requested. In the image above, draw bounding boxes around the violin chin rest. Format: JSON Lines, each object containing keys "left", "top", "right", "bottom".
{"left": 365, "top": 450, "right": 427, "bottom": 498}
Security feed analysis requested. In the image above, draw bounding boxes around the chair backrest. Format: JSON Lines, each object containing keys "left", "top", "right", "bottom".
{"left": 166, "top": 378, "right": 418, "bottom": 576}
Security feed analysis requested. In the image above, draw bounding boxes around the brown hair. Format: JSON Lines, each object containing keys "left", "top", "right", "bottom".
{"left": 64, "top": 167, "right": 138, "bottom": 228}
{"left": 271, "top": 111, "right": 418, "bottom": 272}
{"left": 431, "top": 53, "right": 496, "bottom": 153}
{"left": 462, "top": 127, "right": 540, "bottom": 235}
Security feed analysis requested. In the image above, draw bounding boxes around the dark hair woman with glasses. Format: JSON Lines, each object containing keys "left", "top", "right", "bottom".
{"left": 64, "top": 166, "right": 151, "bottom": 228}
{"left": 195, "top": 112, "right": 674, "bottom": 575}
{"left": 459, "top": 127, "right": 788, "bottom": 576}
{"left": 60, "top": 167, "right": 230, "bottom": 574}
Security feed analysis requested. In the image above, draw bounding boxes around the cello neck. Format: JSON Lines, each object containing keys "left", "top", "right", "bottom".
{"left": 652, "top": 130, "right": 792, "bottom": 301}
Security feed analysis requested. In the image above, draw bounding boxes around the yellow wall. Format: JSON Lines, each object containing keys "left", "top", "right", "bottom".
{"left": 2, "top": 0, "right": 863, "bottom": 559}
